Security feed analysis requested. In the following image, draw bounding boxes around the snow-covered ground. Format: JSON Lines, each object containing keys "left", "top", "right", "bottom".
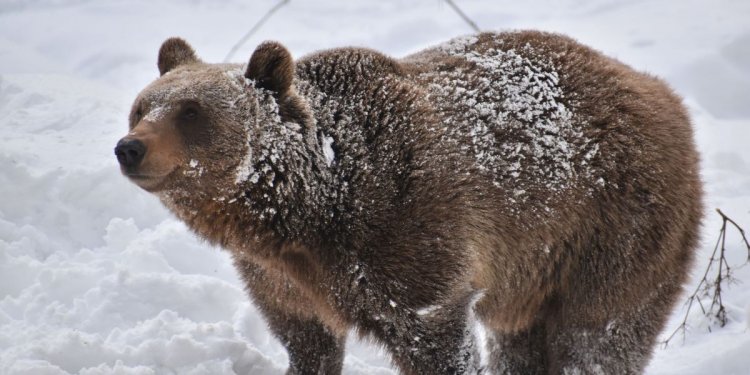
{"left": 1, "top": 0, "right": 749, "bottom": 373}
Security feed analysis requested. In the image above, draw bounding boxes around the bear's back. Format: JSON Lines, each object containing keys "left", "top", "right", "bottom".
{"left": 292, "top": 32, "right": 699, "bottom": 240}
{"left": 402, "top": 31, "right": 698, "bottom": 226}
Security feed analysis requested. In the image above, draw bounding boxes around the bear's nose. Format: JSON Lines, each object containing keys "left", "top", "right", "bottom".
{"left": 114, "top": 138, "right": 147, "bottom": 168}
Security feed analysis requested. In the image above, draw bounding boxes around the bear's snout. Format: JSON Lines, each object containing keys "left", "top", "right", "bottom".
{"left": 114, "top": 138, "right": 146, "bottom": 170}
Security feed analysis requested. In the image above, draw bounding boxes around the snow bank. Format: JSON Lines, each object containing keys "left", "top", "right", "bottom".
{"left": 1, "top": 0, "right": 749, "bottom": 374}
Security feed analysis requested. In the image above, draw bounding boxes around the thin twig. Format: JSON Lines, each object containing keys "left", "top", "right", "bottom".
{"left": 445, "top": 0, "right": 480, "bottom": 32}
{"left": 223, "top": 0, "right": 291, "bottom": 63}
{"left": 662, "top": 208, "right": 750, "bottom": 347}
{"left": 717, "top": 208, "right": 750, "bottom": 261}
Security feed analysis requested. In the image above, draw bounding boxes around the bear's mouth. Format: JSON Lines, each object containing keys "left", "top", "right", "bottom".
{"left": 126, "top": 173, "right": 160, "bottom": 181}
{"left": 123, "top": 169, "right": 176, "bottom": 192}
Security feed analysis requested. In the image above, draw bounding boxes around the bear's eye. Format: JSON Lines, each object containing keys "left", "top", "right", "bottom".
{"left": 180, "top": 106, "right": 200, "bottom": 121}
{"left": 130, "top": 105, "right": 144, "bottom": 128}
{"left": 183, "top": 108, "right": 197, "bottom": 119}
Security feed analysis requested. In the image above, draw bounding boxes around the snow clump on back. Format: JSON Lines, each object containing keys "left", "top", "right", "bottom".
{"left": 414, "top": 34, "right": 600, "bottom": 210}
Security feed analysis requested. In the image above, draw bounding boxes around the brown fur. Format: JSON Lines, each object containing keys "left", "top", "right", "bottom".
{"left": 117, "top": 31, "right": 702, "bottom": 374}
{"left": 246, "top": 41, "right": 295, "bottom": 96}
{"left": 157, "top": 37, "right": 200, "bottom": 76}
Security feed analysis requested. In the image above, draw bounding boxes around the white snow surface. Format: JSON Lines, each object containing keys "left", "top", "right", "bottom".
{"left": 1, "top": 0, "right": 749, "bottom": 374}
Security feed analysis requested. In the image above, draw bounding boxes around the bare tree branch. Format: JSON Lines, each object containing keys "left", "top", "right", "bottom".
{"left": 717, "top": 208, "right": 750, "bottom": 261}
{"left": 445, "top": 0, "right": 480, "bottom": 32}
{"left": 662, "top": 208, "right": 750, "bottom": 347}
{"left": 223, "top": 0, "right": 290, "bottom": 63}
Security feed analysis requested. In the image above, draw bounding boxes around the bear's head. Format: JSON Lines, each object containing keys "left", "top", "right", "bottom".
{"left": 115, "top": 38, "right": 315, "bottom": 205}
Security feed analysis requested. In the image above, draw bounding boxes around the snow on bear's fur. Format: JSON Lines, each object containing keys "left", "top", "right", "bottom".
{"left": 115, "top": 31, "right": 702, "bottom": 374}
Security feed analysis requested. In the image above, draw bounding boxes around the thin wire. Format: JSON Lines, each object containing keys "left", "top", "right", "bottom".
{"left": 445, "top": 0, "right": 480, "bottom": 32}
{"left": 223, "top": 0, "right": 291, "bottom": 63}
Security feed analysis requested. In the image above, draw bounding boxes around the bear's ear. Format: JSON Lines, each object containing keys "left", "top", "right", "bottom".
{"left": 245, "top": 41, "right": 294, "bottom": 96}
{"left": 158, "top": 37, "right": 200, "bottom": 76}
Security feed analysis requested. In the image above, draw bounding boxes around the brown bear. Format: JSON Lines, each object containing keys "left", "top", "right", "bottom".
{"left": 115, "top": 31, "right": 702, "bottom": 374}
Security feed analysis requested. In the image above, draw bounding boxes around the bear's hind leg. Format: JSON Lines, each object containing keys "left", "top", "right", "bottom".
{"left": 546, "top": 318, "right": 651, "bottom": 374}
{"left": 485, "top": 320, "right": 547, "bottom": 375}
{"left": 545, "top": 289, "right": 677, "bottom": 375}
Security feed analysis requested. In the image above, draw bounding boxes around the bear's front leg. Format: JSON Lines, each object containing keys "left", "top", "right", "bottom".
{"left": 362, "top": 289, "right": 482, "bottom": 375}
{"left": 233, "top": 256, "right": 346, "bottom": 375}
{"left": 264, "top": 310, "right": 346, "bottom": 375}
